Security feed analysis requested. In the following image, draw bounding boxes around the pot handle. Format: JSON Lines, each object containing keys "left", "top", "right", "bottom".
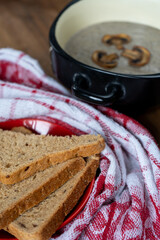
{"left": 72, "top": 73, "right": 124, "bottom": 106}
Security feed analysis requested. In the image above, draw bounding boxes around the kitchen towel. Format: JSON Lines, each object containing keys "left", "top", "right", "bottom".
{"left": 0, "top": 48, "right": 159, "bottom": 240}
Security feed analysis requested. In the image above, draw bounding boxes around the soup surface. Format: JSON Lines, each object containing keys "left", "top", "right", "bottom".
{"left": 65, "top": 21, "right": 160, "bottom": 75}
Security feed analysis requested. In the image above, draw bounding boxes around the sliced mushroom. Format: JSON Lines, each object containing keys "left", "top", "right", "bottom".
{"left": 121, "top": 46, "right": 151, "bottom": 67}
{"left": 92, "top": 50, "right": 119, "bottom": 68}
{"left": 102, "top": 34, "right": 131, "bottom": 50}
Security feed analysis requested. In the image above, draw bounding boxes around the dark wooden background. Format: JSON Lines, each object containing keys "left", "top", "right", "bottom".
{"left": 0, "top": 0, "right": 160, "bottom": 144}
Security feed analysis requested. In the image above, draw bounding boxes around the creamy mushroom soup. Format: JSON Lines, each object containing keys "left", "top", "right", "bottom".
{"left": 64, "top": 21, "right": 160, "bottom": 75}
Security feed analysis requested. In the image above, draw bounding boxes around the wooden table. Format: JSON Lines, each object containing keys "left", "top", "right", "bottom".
{"left": 0, "top": 0, "right": 160, "bottom": 144}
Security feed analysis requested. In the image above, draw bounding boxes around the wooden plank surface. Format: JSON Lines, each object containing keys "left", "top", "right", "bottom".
{"left": 0, "top": 0, "right": 160, "bottom": 144}
{"left": 0, "top": 0, "right": 71, "bottom": 76}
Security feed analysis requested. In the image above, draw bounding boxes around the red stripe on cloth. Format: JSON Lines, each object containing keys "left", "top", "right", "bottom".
{"left": 9, "top": 99, "right": 18, "bottom": 119}
{"left": 16, "top": 52, "right": 26, "bottom": 62}
{"left": 0, "top": 59, "right": 66, "bottom": 94}
{"left": 102, "top": 202, "right": 117, "bottom": 239}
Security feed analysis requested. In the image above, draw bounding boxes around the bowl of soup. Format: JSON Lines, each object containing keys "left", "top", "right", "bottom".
{"left": 49, "top": 0, "right": 160, "bottom": 114}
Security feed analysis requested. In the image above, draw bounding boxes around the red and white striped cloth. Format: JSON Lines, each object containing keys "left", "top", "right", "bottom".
{"left": 0, "top": 48, "right": 160, "bottom": 240}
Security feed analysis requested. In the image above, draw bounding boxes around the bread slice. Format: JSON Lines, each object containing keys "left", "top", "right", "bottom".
{"left": 0, "top": 129, "right": 105, "bottom": 184}
{"left": 5, "top": 155, "right": 100, "bottom": 240}
{"left": 0, "top": 157, "right": 85, "bottom": 229}
{"left": 11, "top": 126, "right": 33, "bottom": 135}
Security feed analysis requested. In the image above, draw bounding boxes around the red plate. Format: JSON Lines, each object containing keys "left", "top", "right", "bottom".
{"left": 0, "top": 118, "right": 95, "bottom": 239}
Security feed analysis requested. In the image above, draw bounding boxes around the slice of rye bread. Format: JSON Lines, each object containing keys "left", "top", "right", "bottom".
{"left": 5, "top": 155, "right": 100, "bottom": 240}
{"left": 0, "top": 129, "right": 105, "bottom": 184}
{"left": 0, "top": 157, "right": 86, "bottom": 229}
{"left": 11, "top": 127, "right": 33, "bottom": 135}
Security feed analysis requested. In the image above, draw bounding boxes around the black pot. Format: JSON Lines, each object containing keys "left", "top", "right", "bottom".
{"left": 49, "top": 0, "right": 160, "bottom": 115}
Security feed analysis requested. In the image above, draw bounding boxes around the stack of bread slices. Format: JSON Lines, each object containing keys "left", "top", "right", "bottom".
{"left": 0, "top": 127, "right": 105, "bottom": 240}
